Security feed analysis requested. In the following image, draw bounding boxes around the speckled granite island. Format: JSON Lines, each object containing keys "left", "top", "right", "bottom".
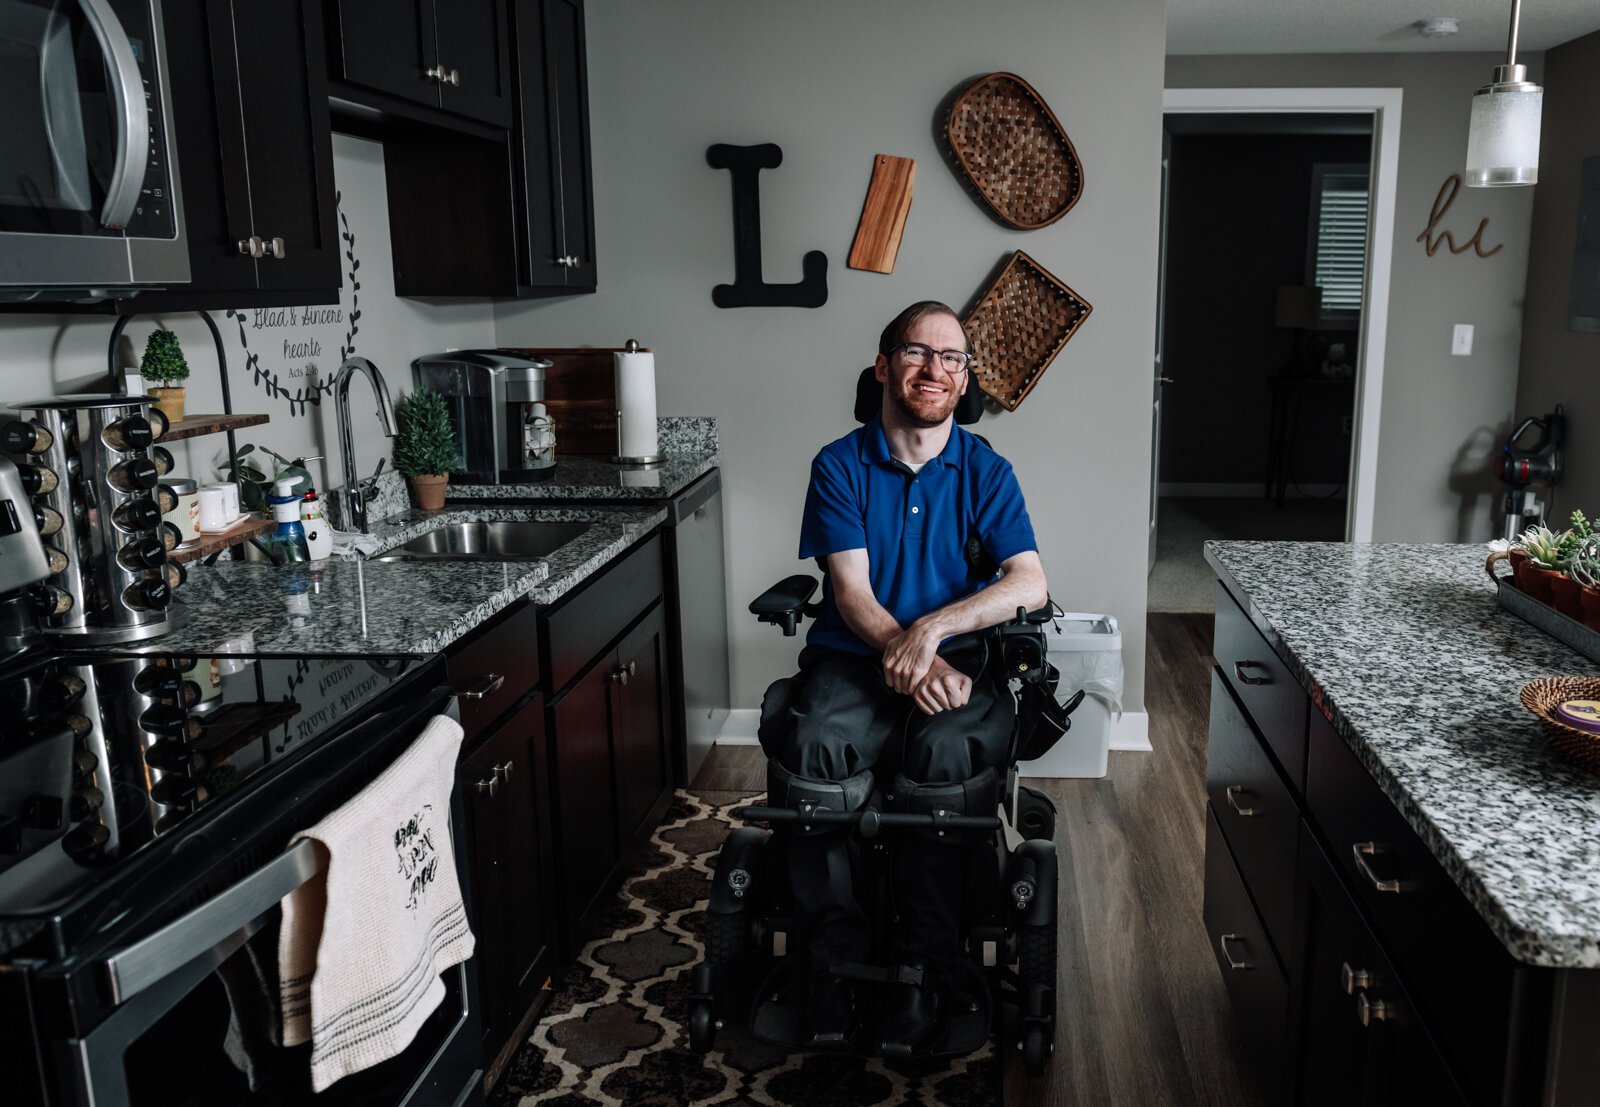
{"left": 1202, "top": 540, "right": 1600, "bottom": 1107}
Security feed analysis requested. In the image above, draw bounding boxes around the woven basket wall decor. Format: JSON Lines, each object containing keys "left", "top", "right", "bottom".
{"left": 946, "top": 72, "right": 1084, "bottom": 230}
{"left": 962, "top": 251, "right": 1092, "bottom": 411}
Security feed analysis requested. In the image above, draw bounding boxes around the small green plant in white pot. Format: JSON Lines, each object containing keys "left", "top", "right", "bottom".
{"left": 140, "top": 328, "right": 190, "bottom": 423}
{"left": 393, "top": 389, "right": 458, "bottom": 510}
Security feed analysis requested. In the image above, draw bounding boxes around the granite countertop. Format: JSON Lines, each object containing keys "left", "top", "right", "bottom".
{"left": 149, "top": 503, "right": 664, "bottom": 657}
{"left": 448, "top": 451, "right": 716, "bottom": 501}
{"left": 1205, "top": 541, "right": 1600, "bottom": 969}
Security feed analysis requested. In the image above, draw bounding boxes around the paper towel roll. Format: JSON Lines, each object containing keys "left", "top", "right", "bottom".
{"left": 614, "top": 349, "right": 660, "bottom": 461}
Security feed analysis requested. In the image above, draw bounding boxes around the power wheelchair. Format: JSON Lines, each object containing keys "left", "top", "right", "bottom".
{"left": 685, "top": 371, "right": 1084, "bottom": 1077}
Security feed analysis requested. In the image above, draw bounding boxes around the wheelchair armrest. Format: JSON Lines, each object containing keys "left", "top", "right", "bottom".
{"left": 749, "top": 574, "right": 821, "bottom": 636}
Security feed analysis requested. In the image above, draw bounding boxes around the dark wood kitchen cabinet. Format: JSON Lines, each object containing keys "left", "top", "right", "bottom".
{"left": 542, "top": 533, "right": 671, "bottom": 954}
{"left": 458, "top": 695, "right": 556, "bottom": 1076}
{"left": 128, "top": 0, "right": 341, "bottom": 311}
{"left": 511, "top": 0, "right": 597, "bottom": 293}
{"left": 325, "top": 0, "right": 513, "bottom": 126}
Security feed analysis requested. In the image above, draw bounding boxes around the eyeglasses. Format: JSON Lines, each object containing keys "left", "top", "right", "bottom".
{"left": 893, "top": 342, "right": 973, "bottom": 374}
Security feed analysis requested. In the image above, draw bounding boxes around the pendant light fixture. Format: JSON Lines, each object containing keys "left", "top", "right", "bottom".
{"left": 1465, "top": 0, "right": 1543, "bottom": 187}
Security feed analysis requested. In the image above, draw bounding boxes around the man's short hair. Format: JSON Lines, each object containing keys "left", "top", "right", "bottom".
{"left": 878, "top": 301, "right": 969, "bottom": 357}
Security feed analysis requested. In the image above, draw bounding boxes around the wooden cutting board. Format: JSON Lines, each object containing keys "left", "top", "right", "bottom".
{"left": 499, "top": 347, "right": 647, "bottom": 456}
{"left": 848, "top": 155, "right": 916, "bottom": 274}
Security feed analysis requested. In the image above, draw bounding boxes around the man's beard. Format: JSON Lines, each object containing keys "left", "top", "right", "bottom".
{"left": 886, "top": 377, "right": 959, "bottom": 428}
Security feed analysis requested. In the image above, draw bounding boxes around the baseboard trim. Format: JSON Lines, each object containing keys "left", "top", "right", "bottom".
{"left": 719, "top": 707, "right": 1153, "bottom": 752}
{"left": 1158, "top": 482, "right": 1344, "bottom": 499}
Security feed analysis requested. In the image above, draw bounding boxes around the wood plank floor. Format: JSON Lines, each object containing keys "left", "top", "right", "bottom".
{"left": 690, "top": 614, "right": 1266, "bottom": 1106}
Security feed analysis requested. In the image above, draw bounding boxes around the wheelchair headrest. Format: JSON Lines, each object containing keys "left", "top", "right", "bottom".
{"left": 854, "top": 366, "right": 985, "bottom": 426}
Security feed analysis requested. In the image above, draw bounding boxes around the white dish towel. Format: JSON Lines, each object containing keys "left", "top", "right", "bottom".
{"left": 279, "top": 714, "right": 473, "bottom": 1092}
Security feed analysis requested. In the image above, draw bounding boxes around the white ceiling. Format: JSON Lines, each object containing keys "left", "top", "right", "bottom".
{"left": 1167, "top": 0, "right": 1600, "bottom": 56}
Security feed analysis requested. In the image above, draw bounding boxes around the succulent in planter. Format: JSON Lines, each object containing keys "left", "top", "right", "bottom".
{"left": 1519, "top": 524, "right": 1566, "bottom": 569}
{"left": 393, "top": 388, "right": 459, "bottom": 511}
{"left": 1567, "top": 533, "right": 1600, "bottom": 630}
{"left": 140, "top": 327, "right": 191, "bottom": 422}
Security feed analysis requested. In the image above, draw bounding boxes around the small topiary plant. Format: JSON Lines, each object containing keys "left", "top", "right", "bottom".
{"left": 393, "top": 388, "right": 459, "bottom": 478}
{"left": 140, "top": 328, "right": 190, "bottom": 385}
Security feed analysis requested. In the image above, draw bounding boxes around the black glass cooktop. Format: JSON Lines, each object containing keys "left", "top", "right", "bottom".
{"left": 0, "top": 647, "right": 426, "bottom": 928}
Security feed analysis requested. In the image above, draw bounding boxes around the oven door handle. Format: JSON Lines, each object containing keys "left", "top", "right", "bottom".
{"left": 102, "top": 838, "right": 321, "bottom": 1005}
{"left": 76, "top": 0, "right": 148, "bottom": 229}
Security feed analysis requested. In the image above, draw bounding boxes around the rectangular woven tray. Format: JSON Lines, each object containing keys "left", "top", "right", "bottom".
{"left": 962, "top": 251, "right": 1092, "bottom": 411}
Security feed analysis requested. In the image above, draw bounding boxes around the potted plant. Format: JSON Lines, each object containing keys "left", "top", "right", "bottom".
{"left": 1569, "top": 532, "right": 1600, "bottom": 631}
{"left": 1551, "top": 511, "right": 1594, "bottom": 619}
{"left": 393, "top": 388, "right": 458, "bottom": 511}
{"left": 1516, "top": 524, "right": 1566, "bottom": 605}
{"left": 140, "top": 327, "right": 190, "bottom": 422}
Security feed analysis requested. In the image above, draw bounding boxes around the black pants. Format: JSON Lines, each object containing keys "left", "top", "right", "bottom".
{"left": 758, "top": 642, "right": 1014, "bottom": 970}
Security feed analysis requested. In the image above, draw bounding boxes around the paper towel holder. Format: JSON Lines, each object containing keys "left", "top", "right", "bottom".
{"left": 614, "top": 338, "right": 666, "bottom": 467}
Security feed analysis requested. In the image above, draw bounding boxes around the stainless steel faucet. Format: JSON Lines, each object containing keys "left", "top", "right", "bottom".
{"left": 333, "top": 356, "right": 397, "bottom": 533}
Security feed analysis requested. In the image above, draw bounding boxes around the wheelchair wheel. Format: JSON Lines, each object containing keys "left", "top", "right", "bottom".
{"left": 705, "top": 902, "right": 752, "bottom": 965}
{"left": 1022, "top": 1022, "right": 1050, "bottom": 1077}
{"left": 687, "top": 997, "right": 717, "bottom": 1054}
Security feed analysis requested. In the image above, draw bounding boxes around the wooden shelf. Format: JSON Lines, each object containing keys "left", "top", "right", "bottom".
{"left": 168, "top": 516, "right": 273, "bottom": 564}
{"left": 156, "top": 412, "right": 269, "bottom": 443}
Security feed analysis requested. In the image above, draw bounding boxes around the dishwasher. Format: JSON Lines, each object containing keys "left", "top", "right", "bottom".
{"left": 661, "top": 471, "right": 730, "bottom": 786}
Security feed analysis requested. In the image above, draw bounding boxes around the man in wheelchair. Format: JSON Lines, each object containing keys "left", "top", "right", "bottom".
{"left": 753, "top": 300, "right": 1049, "bottom": 1057}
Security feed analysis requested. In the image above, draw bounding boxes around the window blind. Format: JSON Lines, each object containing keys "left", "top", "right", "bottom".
{"left": 1311, "top": 171, "right": 1370, "bottom": 317}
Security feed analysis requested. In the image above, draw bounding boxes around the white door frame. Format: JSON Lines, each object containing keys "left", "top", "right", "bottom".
{"left": 1162, "top": 86, "right": 1403, "bottom": 544}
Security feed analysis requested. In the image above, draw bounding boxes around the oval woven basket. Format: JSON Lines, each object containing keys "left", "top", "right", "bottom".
{"left": 946, "top": 72, "right": 1083, "bottom": 230}
{"left": 1520, "top": 676, "right": 1600, "bottom": 774}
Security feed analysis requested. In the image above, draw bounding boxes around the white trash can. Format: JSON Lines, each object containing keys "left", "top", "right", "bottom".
{"left": 1018, "top": 612, "right": 1123, "bottom": 779}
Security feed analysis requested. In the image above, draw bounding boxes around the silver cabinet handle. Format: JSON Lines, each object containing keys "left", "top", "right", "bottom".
{"left": 455, "top": 673, "right": 505, "bottom": 700}
{"left": 426, "top": 64, "right": 444, "bottom": 82}
{"left": 1218, "top": 933, "right": 1251, "bottom": 970}
{"left": 1233, "top": 660, "right": 1271, "bottom": 686}
{"left": 611, "top": 660, "right": 636, "bottom": 685}
{"left": 238, "top": 235, "right": 265, "bottom": 258}
{"left": 446, "top": 68, "right": 460, "bottom": 86}
{"left": 266, "top": 236, "right": 286, "bottom": 259}
{"left": 1352, "top": 842, "right": 1408, "bottom": 893}
{"left": 1224, "top": 785, "right": 1257, "bottom": 817}
{"left": 78, "top": 0, "right": 147, "bottom": 229}
{"left": 476, "top": 773, "right": 498, "bottom": 797}
{"left": 103, "top": 838, "right": 319, "bottom": 1004}
{"left": 1341, "top": 962, "right": 1372, "bottom": 994}
{"left": 495, "top": 760, "right": 513, "bottom": 782}
{"left": 1356, "top": 992, "right": 1389, "bottom": 1026}
{"left": 426, "top": 64, "right": 460, "bottom": 86}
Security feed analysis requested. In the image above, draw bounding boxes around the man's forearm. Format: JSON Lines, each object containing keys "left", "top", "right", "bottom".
{"left": 834, "top": 585, "right": 906, "bottom": 653}
{"left": 914, "top": 557, "right": 1048, "bottom": 640}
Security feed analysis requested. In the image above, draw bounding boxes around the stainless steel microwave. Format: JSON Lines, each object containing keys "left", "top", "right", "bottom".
{"left": 0, "top": 0, "right": 189, "bottom": 301}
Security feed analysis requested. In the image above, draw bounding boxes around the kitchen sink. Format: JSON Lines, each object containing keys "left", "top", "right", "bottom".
{"left": 370, "top": 520, "right": 592, "bottom": 561}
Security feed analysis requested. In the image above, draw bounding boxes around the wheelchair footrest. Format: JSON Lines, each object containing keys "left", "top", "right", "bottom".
{"left": 748, "top": 956, "right": 991, "bottom": 1060}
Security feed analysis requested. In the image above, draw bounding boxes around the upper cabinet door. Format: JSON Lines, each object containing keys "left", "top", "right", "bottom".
{"left": 545, "top": 0, "right": 595, "bottom": 287}
{"left": 232, "top": 0, "right": 341, "bottom": 292}
{"left": 435, "top": 0, "right": 513, "bottom": 126}
{"left": 328, "top": 0, "right": 440, "bottom": 109}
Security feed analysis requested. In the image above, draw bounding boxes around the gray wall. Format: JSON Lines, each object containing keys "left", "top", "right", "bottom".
{"left": 1516, "top": 31, "right": 1600, "bottom": 520}
{"left": 1167, "top": 53, "right": 1539, "bottom": 543}
{"left": 494, "top": 0, "right": 1168, "bottom": 713}
{"left": 0, "top": 136, "right": 496, "bottom": 497}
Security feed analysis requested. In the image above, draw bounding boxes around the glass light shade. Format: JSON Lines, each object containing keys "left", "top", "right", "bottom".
{"left": 1465, "top": 86, "right": 1543, "bottom": 186}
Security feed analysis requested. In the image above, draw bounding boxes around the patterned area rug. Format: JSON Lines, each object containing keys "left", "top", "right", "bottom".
{"left": 491, "top": 790, "right": 1000, "bottom": 1106}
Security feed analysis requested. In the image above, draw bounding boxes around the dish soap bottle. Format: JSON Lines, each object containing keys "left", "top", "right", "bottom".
{"left": 267, "top": 478, "right": 310, "bottom": 563}
{"left": 300, "top": 488, "right": 334, "bottom": 560}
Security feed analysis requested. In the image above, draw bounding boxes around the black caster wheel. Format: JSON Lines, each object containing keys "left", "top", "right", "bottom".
{"left": 688, "top": 998, "right": 717, "bottom": 1054}
{"left": 1022, "top": 1023, "right": 1050, "bottom": 1077}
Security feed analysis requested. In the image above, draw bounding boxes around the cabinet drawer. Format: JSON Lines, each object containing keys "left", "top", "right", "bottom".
{"left": 1305, "top": 708, "right": 1536, "bottom": 1102}
{"left": 1206, "top": 668, "right": 1298, "bottom": 964}
{"left": 447, "top": 600, "right": 540, "bottom": 736}
{"left": 1203, "top": 805, "right": 1289, "bottom": 1102}
{"left": 543, "top": 532, "right": 662, "bottom": 693}
{"left": 1214, "top": 582, "right": 1307, "bottom": 791}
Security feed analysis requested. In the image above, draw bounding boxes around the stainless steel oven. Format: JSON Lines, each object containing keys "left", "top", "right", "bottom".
{"left": 0, "top": 650, "right": 483, "bottom": 1107}
{"left": 0, "top": 0, "right": 189, "bottom": 300}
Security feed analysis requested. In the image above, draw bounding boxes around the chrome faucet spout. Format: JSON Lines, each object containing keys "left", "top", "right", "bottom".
{"left": 333, "top": 356, "right": 396, "bottom": 533}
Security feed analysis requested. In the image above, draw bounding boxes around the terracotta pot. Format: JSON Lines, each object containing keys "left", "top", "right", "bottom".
{"left": 408, "top": 474, "right": 448, "bottom": 511}
{"left": 1509, "top": 548, "right": 1529, "bottom": 574}
{"left": 1583, "top": 586, "right": 1600, "bottom": 632}
{"left": 1551, "top": 573, "right": 1585, "bottom": 620}
{"left": 149, "top": 386, "right": 185, "bottom": 423}
{"left": 1517, "top": 561, "right": 1560, "bottom": 604}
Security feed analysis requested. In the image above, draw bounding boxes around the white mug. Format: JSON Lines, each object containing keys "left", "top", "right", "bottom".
{"left": 198, "top": 486, "right": 232, "bottom": 532}
{"left": 203, "top": 480, "right": 241, "bottom": 522}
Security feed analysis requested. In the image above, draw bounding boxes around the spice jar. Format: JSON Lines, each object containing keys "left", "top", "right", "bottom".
{"left": 162, "top": 478, "right": 200, "bottom": 546}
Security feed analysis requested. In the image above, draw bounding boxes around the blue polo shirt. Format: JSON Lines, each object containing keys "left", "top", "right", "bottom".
{"left": 798, "top": 418, "right": 1037, "bottom": 655}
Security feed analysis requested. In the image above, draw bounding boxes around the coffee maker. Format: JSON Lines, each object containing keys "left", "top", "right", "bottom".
{"left": 412, "top": 350, "right": 557, "bottom": 483}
